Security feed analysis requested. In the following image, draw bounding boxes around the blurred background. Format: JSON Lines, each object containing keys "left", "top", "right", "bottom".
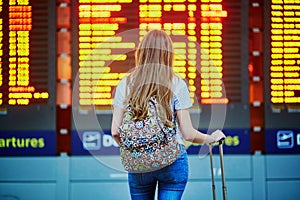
{"left": 0, "top": 0, "right": 299, "bottom": 199}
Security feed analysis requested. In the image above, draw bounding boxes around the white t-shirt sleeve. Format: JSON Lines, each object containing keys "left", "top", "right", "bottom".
{"left": 113, "top": 77, "right": 127, "bottom": 109}
{"left": 173, "top": 77, "right": 193, "bottom": 110}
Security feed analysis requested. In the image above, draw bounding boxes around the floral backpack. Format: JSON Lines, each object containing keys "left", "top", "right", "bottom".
{"left": 118, "top": 97, "right": 181, "bottom": 172}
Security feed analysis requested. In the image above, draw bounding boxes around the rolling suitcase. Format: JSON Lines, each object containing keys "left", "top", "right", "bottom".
{"left": 209, "top": 140, "right": 228, "bottom": 200}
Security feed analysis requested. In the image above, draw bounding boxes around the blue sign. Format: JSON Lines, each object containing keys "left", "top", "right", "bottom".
{"left": 72, "top": 129, "right": 250, "bottom": 155}
{"left": 72, "top": 130, "right": 120, "bottom": 155}
{"left": 0, "top": 131, "right": 56, "bottom": 156}
{"left": 186, "top": 129, "right": 250, "bottom": 154}
{"left": 82, "top": 131, "right": 101, "bottom": 150}
{"left": 277, "top": 130, "right": 294, "bottom": 149}
{"left": 266, "top": 129, "right": 300, "bottom": 154}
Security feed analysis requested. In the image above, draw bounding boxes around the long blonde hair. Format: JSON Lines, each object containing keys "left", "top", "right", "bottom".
{"left": 125, "top": 30, "right": 174, "bottom": 126}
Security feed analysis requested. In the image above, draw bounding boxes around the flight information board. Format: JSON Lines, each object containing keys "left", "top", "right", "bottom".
{"left": 269, "top": 0, "right": 300, "bottom": 104}
{"left": 264, "top": 0, "right": 300, "bottom": 153}
{"left": 0, "top": 0, "right": 56, "bottom": 156}
{"left": 72, "top": 0, "right": 250, "bottom": 155}
{"left": 73, "top": 0, "right": 248, "bottom": 108}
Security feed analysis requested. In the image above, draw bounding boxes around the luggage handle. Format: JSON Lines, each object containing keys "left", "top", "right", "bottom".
{"left": 209, "top": 137, "right": 227, "bottom": 200}
{"left": 217, "top": 137, "right": 225, "bottom": 145}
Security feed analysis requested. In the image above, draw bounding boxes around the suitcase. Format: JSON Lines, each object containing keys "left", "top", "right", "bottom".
{"left": 209, "top": 140, "right": 228, "bottom": 200}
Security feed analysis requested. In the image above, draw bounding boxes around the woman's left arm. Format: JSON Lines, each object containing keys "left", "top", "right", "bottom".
{"left": 111, "top": 106, "right": 124, "bottom": 146}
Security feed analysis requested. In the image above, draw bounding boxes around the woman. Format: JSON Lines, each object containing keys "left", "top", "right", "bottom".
{"left": 111, "top": 30, "right": 226, "bottom": 200}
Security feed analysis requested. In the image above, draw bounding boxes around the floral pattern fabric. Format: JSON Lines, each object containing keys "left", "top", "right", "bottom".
{"left": 118, "top": 97, "right": 181, "bottom": 172}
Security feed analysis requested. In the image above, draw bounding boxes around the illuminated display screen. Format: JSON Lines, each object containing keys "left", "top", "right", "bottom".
{"left": 72, "top": 0, "right": 251, "bottom": 155}
{"left": 0, "top": 0, "right": 56, "bottom": 156}
{"left": 74, "top": 0, "right": 246, "bottom": 110}
{"left": 0, "top": 0, "right": 50, "bottom": 107}
{"left": 264, "top": 0, "right": 300, "bottom": 154}
{"left": 269, "top": 0, "right": 300, "bottom": 104}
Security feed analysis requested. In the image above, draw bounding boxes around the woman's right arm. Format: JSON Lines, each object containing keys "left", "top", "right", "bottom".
{"left": 176, "top": 109, "right": 225, "bottom": 144}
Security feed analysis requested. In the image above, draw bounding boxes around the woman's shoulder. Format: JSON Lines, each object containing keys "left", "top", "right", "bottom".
{"left": 172, "top": 75, "right": 188, "bottom": 87}
{"left": 117, "top": 75, "right": 129, "bottom": 88}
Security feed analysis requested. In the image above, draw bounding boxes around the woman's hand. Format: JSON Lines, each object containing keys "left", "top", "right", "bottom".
{"left": 205, "top": 129, "right": 226, "bottom": 144}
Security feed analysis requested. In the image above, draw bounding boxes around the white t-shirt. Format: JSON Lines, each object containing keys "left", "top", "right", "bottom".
{"left": 113, "top": 75, "right": 193, "bottom": 144}
{"left": 113, "top": 76, "right": 192, "bottom": 110}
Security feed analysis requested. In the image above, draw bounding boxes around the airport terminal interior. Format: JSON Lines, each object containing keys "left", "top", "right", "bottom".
{"left": 0, "top": 0, "right": 299, "bottom": 199}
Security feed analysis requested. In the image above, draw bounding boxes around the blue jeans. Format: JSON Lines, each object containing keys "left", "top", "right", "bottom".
{"left": 128, "top": 150, "right": 188, "bottom": 200}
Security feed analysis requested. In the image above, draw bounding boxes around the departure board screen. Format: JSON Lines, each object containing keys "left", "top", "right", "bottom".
{"left": 72, "top": 0, "right": 250, "bottom": 155}
{"left": 269, "top": 0, "right": 300, "bottom": 104}
{"left": 0, "top": 0, "right": 56, "bottom": 156}
{"left": 73, "top": 0, "right": 248, "bottom": 109}
{"left": 264, "top": 0, "right": 300, "bottom": 154}
{"left": 0, "top": 0, "right": 51, "bottom": 106}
